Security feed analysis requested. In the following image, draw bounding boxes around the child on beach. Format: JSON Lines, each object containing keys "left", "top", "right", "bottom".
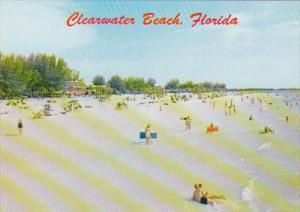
{"left": 17, "top": 119, "right": 23, "bottom": 136}
{"left": 145, "top": 124, "right": 152, "bottom": 145}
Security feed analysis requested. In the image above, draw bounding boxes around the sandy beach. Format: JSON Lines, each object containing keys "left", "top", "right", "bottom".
{"left": 1, "top": 91, "right": 299, "bottom": 211}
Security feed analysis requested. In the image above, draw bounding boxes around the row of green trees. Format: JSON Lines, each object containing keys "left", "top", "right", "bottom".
{"left": 0, "top": 52, "right": 226, "bottom": 98}
{"left": 92, "top": 75, "right": 226, "bottom": 94}
{"left": 93, "top": 75, "right": 157, "bottom": 94}
{"left": 164, "top": 79, "right": 226, "bottom": 92}
{"left": 0, "top": 53, "right": 80, "bottom": 97}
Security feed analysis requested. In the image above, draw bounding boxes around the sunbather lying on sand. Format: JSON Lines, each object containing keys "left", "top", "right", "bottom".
{"left": 193, "top": 184, "right": 221, "bottom": 206}
{"left": 206, "top": 123, "right": 219, "bottom": 133}
{"left": 192, "top": 184, "right": 201, "bottom": 202}
{"left": 262, "top": 126, "right": 275, "bottom": 134}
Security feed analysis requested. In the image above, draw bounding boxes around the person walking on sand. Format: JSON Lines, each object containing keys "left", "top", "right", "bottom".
{"left": 17, "top": 119, "right": 23, "bottom": 136}
{"left": 145, "top": 124, "right": 152, "bottom": 145}
{"left": 249, "top": 115, "right": 254, "bottom": 121}
{"left": 184, "top": 116, "right": 192, "bottom": 131}
{"left": 285, "top": 115, "right": 289, "bottom": 122}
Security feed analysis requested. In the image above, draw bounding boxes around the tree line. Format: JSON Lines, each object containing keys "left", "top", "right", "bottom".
{"left": 0, "top": 53, "right": 80, "bottom": 97}
{"left": 0, "top": 52, "right": 226, "bottom": 98}
{"left": 93, "top": 75, "right": 226, "bottom": 94}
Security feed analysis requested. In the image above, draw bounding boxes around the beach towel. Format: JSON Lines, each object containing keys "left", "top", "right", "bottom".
{"left": 206, "top": 126, "right": 219, "bottom": 133}
{"left": 207, "top": 194, "right": 226, "bottom": 200}
{"left": 140, "top": 132, "right": 157, "bottom": 139}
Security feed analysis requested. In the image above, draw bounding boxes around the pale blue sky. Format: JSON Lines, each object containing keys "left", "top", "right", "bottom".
{"left": 0, "top": 0, "right": 299, "bottom": 88}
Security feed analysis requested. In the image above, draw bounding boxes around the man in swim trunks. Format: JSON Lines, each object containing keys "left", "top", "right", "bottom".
{"left": 17, "top": 119, "right": 23, "bottom": 136}
{"left": 198, "top": 184, "right": 215, "bottom": 206}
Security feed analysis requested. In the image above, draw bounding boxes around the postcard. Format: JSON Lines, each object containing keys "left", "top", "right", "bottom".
{"left": 0, "top": 1, "right": 299, "bottom": 211}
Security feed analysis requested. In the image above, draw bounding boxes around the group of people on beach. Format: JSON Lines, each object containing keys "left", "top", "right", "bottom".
{"left": 224, "top": 99, "right": 237, "bottom": 115}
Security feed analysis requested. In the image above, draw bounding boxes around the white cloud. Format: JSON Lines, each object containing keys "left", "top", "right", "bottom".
{"left": 0, "top": 1, "right": 97, "bottom": 55}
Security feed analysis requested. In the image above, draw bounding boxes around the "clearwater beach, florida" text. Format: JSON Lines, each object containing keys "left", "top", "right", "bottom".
{"left": 66, "top": 12, "right": 238, "bottom": 27}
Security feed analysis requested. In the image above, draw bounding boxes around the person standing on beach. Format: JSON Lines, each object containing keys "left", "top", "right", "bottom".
{"left": 183, "top": 116, "right": 192, "bottom": 131}
{"left": 17, "top": 119, "right": 23, "bottom": 136}
{"left": 145, "top": 124, "right": 152, "bottom": 145}
{"left": 187, "top": 116, "right": 192, "bottom": 131}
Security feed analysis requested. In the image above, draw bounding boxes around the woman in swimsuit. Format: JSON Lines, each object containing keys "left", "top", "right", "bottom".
{"left": 145, "top": 124, "right": 152, "bottom": 145}
{"left": 193, "top": 184, "right": 201, "bottom": 202}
